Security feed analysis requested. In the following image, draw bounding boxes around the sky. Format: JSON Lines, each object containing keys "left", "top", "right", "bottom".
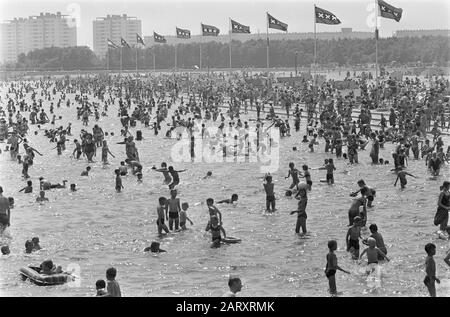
{"left": 1, "top": 0, "right": 449, "bottom": 49}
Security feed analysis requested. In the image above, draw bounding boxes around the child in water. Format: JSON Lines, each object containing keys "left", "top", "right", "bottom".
{"left": 217, "top": 194, "right": 239, "bottom": 204}
{"left": 359, "top": 237, "right": 390, "bottom": 271}
{"left": 394, "top": 168, "right": 417, "bottom": 189}
{"left": 35, "top": 190, "right": 49, "bottom": 202}
{"left": 205, "top": 215, "right": 226, "bottom": 248}
{"left": 19, "top": 180, "right": 33, "bottom": 193}
{"left": 263, "top": 174, "right": 276, "bottom": 212}
{"left": 346, "top": 216, "right": 363, "bottom": 260}
{"left": 180, "top": 202, "right": 194, "bottom": 230}
{"left": 290, "top": 188, "right": 308, "bottom": 235}
{"left": 156, "top": 197, "right": 169, "bottom": 235}
{"left": 206, "top": 198, "right": 223, "bottom": 224}
{"left": 115, "top": 169, "right": 123, "bottom": 192}
{"left": 424, "top": 243, "right": 440, "bottom": 297}
{"left": 325, "top": 240, "right": 350, "bottom": 296}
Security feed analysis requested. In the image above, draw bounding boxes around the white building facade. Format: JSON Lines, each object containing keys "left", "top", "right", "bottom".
{"left": 0, "top": 12, "right": 77, "bottom": 63}
{"left": 93, "top": 14, "right": 142, "bottom": 57}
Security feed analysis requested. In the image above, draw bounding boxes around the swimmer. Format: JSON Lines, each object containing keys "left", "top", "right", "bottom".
{"left": 144, "top": 241, "right": 167, "bottom": 253}
{"left": 359, "top": 238, "right": 390, "bottom": 268}
{"left": 180, "top": 202, "right": 194, "bottom": 230}
{"left": 19, "top": 180, "right": 33, "bottom": 193}
{"left": 95, "top": 280, "right": 108, "bottom": 297}
{"left": 203, "top": 171, "right": 213, "bottom": 179}
{"left": 394, "top": 170, "right": 417, "bottom": 189}
{"left": 346, "top": 216, "right": 363, "bottom": 260}
{"left": 81, "top": 166, "right": 91, "bottom": 176}
{"left": 156, "top": 197, "right": 169, "bottom": 235}
{"left": 217, "top": 194, "right": 238, "bottom": 204}
{"left": 118, "top": 162, "right": 128, "bottom": 176}
{"left": 424, "top": 243, "right": 440, "bottom": 297}
{"left": 263, "top": 175, "right": 276, "bottom": 212}
{"left": 153, "top": 162, "right": 172, "bottom": 185}
{"left": 70, "top": 183, "right": 77, "bottom": 192}
{"left": 115, "top": 169, "right": 123, "bottom": 193}
{"left": 290, "top": 188, "right": 307, "bottom": 235}
{"left": 167, "top": 166, "right": 187, "bottom": 190}
{"left": 40, "top": 260, "right": 63, "bottom": 275}
{"left": 106, "top": 267, "right": 121, "bottom": 297}
{"left": 325, "top": 240, "right": 350, "bottom": 296}
{"left": 35, "top": 190, "right": 49, "bottom": 202}
{"left": 205, "top": 215, "right": 226, "bottom": 248}
{"left": 223, "top": 275, "right": 242, "bottom": 297}
{"left": 301, "top": 165, "right": 313, "bottom": 190}
{"left": 285, "top": 162, "right": 301, "bottom": 190}
{"left": 166, "top": 190, "right": 181, "bottom": 231}
{"left": 206, "top": 198, "right": 222, "bottom": 224}
{"left": 31, "top": 237, "right": 41, "bottom": 251}
{"left": 351, "top": 180, "right": 376, "bottom": 208}
{"left": 1, "top": 245, "right": 10, "bottom": 255}
{"left": 0, "top": 186, "right": 11, "bottom": 229}
{"left": 101, "top": 140, "right": 115, "bottom": 165}
{"left": 24, "top": 240, "right": 34, "bottom": 253}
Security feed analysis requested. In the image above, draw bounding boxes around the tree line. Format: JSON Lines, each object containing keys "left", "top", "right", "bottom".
{"left": 3, "top": 35, "right": 449, "bottom": 71}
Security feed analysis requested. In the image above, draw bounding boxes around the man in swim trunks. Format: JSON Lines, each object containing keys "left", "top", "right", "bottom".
{"left": 0, "top": 186, "right": 11, "bottom": 229}
{"left": 165, "top": 190, "right": 181, "bottom": 231}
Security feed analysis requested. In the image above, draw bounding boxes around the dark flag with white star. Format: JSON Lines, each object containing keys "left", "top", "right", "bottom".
{"left": 378, "top": 0, "right": 402, "bottom": 22}
{"left": 154, "top": 32, "right": 167, "bottom": 43}
{"left": 201, "top": 23, "right": 220, "bottom": 36}
{"left": 267, "top": 13, "right": 288, "bottom": 31}
{"left": 120, "top": 38, "right": 131, "bottom": 48}
{"left": 136, "top": 34, "right": 145, "bottom": 46}
{"left": 231, "top": 19, "right": 250, "bottom": 34}
{"left": 315, "top": 6, "right": 341, "bottom": 25}
{"left": 107, "top": 39, "right": 118, "bottom": 49}
{"left": 176, "top": 27, "right": 191, "bottom": 39}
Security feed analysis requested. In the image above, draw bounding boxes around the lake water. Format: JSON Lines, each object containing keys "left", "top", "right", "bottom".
{"left": 0, "top": 84, "right": 449, "bottom": 297}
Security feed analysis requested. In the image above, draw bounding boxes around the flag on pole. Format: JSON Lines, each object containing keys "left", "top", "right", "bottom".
{"left": 201, "top": 23, "right": 220, "bottom": 36}
{"left": 267, "top": 13, "right": 288, "bottom": 31}
{"left": 136, "top": 34, "right": 145, "bottom": 45}
{"left": 377, "top": 0, "right": 403, "bottom": 22}
{"left": 107, "top": 39, "right": 118, "bottom": 49}
{"left": 315, "top": 6, "right": 341, "bottom": 25}
{"left": 120, "top": 38, "right": 131, "bottom": 48}
{"left": 231, "top": 19, "right": 250, "bottom": 34}
{"left": 176, "top": 27, "right": 191, "bottom": 39}
{"left": 154, "top": 32, "right": 167, "bottom": 43}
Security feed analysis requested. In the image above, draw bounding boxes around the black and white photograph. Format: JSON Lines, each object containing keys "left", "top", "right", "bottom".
{"left": 0, "top": 0, "right": 449, "bottom": 300}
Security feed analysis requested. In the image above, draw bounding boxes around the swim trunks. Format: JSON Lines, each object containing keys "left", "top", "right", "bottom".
{"left": 169, "top": 212, "right": 179, "bottom": 219}
{"left": 0, "top": 214, "right": 9, "bottom": 226}
{"left": 325, "top": 269, "right": 336, "bottom": 278}
{"left": 348, "top": 239, "right": 359, "bottom": 250}
{"left": 266, "top": 195, "right": 275, "bottom": 202}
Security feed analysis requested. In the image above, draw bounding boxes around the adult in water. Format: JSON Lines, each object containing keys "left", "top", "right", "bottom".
{"left": 0, "top": 186, "right": 11, "bottom": 230}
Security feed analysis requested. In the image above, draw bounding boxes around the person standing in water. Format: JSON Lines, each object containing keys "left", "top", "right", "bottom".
{"left": 325, "top": 240, "right": 350, "bottom": 296}
{"left": 0, "top": 186, "right": 11, "bottom": 230}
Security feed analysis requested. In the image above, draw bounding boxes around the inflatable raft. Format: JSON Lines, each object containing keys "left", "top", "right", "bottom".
{"left": 19, "top": 266, "right": 73, "bottom": 286}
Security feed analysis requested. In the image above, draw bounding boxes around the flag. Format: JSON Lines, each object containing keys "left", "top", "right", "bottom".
{"left": 176, "top": 27, "right": 191, "bottom": 39}
{"left": 267, "top": 13, "right": 288, "bottom": 31}
{"left": 121, "top": 38, "right": 131, "bottom": 48}
{"left": 378, "top": 0, "right": 402, "bottom": 22}
{"left": 154, "top": 32, "right": 166, "bottom": 43}
{"left": 136, "top": 34, "right": 145, "bottom": 45}
{"left": 201, "top": 23, "right": 220, "bottom": 36}
{"left": 231, "top": 19, "right": 250, "bottom": 34}
{"left": 315, "top": 6, "right": 341, "bottom": 25}
{"left": 107, "top": 39, "right": 118, "bottom": 49}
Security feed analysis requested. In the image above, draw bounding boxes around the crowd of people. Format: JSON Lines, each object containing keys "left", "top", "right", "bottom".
{"left": 0, "top": 68, "right": 449, "bottom": 297}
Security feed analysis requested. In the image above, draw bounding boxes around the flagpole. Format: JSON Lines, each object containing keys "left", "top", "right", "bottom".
{"left": 175, "top": 44, "right": 178, "bottom": 71}
{"left": 153, "top": 47, "right": 156, "bottom": 72}
{"left": 200, "top": 23, "right": 203, "bottom": 71}
{"left": 266, "top": 12, "right": 269, "bottom": 70}
{"left": 314, "top": 5, "right": 317, "bottom": 88}
{"left": 375, "top": 0, "right": 379, "bottom": 108}
{"left": 229, "top": 18, "right": 232, "bottom": 70}
{"left": 107, "top": 47, "right": 109, "bottom": 72}
{"left": 120, "top": 45, "right": 123, "bottom": 74}
{"left": 135, "top": 45, "right": 138, "bottom": 74}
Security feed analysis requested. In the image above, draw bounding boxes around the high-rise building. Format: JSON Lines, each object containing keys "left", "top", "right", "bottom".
{"left": 93, "top": 14, "right": 142, "bottom": 57}
{"left": 0, "top": 12, "right": 77, "bottom": 63}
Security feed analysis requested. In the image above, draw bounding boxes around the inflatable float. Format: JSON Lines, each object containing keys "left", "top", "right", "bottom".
{"left": 19, "top": 266, "right": 74, "bottom": 286}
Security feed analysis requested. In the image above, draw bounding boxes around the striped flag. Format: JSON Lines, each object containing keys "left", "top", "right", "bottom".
{"left": 136, "top": 34, "right": 145, "bottom": 45}
{"left": 120, "top": 38, "right": 131, "bottom": 48}
{"left": 154, "top": 32, "right": 167, "bottom": 43}
{"left": 267, "top": 13, "right": 288, "bottom": 31}
{"left": 201, "top": 23, "right": 220, "bottom": 36}
{"left": 378, "top": 0, "right": 403, "bottom": 22}
{"left": 176, "top": 27, "right": 191, "bottom": 39}
{"left": 315, "top": 6, "right": 341, "bottom": 25}
{"left": 107, "top": 39, "right": 118, "bottom": 49}
{"left": 231, "top": 19, "right": 250, "bottom": 34}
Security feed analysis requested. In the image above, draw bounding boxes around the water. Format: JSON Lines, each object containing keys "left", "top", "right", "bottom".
{"left": 0, "top": 87, "right": 449, "bottom": 297}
